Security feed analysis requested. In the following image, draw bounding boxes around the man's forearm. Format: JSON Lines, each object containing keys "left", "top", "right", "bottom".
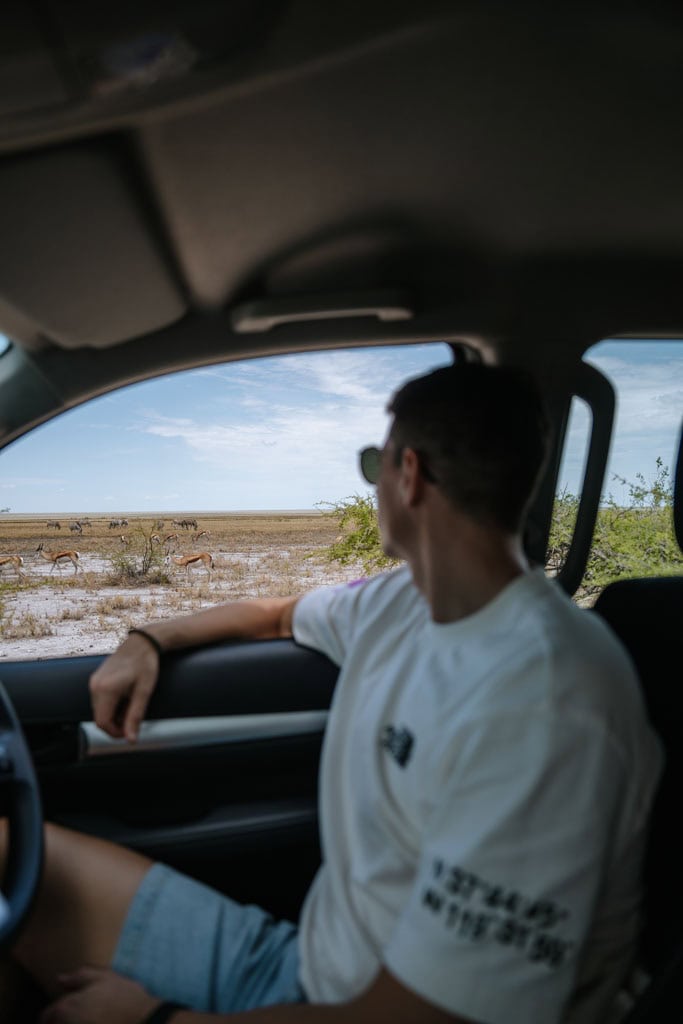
{"left": 138, "top": 596, "right": 299, "bottom": 653}
{"left": 172, "top": 1002, "right": 350, "bottom": 1024}
{"left": 170, "top": 967, "right": 466, "bottom": 1024}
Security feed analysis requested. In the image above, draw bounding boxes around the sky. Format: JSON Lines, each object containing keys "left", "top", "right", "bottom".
{"left": 565, "top": 339, "right": 682, "bottom": 505}
{"left": 0, "top": 338, "right": 681, "bottom": 514}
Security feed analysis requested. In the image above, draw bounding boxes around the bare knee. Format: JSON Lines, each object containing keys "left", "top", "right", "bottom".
{"left": 9, "top": 821, "right": 153, "bottom": 995}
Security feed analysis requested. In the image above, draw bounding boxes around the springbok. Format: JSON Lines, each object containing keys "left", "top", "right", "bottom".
{"left": 0, "top": 555, "right": 25, "bottom": 578}
{"left": 36, "top": 543, "right": 79, "bottom": 574}
{"left": 46, "top": 520, "right": 61, "bottom": 529}
{"left": 169, "top": 552, "right": 214, "bottom": 578}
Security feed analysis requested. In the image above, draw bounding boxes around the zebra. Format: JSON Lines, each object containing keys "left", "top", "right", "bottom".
{"left": 172, "top": 517, "right": 198, "bottom": 530}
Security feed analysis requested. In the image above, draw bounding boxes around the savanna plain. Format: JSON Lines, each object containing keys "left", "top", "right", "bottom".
{"left": 0, "top": 513, "right": 364, "bottom": 661}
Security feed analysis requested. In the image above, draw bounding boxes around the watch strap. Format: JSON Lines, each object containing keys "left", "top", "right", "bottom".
{"left": 142, "top": 1001, "right": 184, "bottom": 1024}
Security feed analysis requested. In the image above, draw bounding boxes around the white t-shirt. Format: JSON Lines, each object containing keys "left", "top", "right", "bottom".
{"left": 292, "top": 566, "right": 663, "bottom": 1024}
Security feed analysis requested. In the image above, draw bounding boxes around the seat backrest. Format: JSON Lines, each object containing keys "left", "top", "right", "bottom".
{"left": 593, "top": 577, "right": 683, "bottom": 972}
{"left": 592, "top": 425, "right": 683, "bottom": 1018}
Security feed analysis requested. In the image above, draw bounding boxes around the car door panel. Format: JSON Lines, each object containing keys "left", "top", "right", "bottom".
{"left": 1, "top": 639, "right": 338, "bottom": 722}
{"left": 1, "top": 640, "right": 339, "bottom": 920}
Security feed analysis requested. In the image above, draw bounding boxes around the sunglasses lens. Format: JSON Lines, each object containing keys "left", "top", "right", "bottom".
{"left": 360, "top": 447, "right": 381, "bottom": 484}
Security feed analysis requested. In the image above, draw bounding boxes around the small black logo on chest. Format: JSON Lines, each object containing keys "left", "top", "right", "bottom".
{"left": 380, "top": 725, "right": 415, "bottom": 768}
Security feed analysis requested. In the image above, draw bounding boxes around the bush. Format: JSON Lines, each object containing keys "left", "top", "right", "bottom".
{"left": 323, "top": 460, "right": 682, "bottom": 595}
{"left": 318, "top": 495, "right": 397, "bottom": 574}
{"left": 107, "top": 527, "right": 170, "bottom": 584}
{"left": 551, "top": 458, "right": 681, "bottom": 599}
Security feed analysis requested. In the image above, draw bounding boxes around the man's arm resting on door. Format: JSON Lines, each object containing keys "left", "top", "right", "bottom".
{"left": 89, "top": 596, "right": 300, "bottom": 741}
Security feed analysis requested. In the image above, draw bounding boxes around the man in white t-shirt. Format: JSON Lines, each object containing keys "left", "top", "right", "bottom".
{"left": 1, "top": 364, "right": 662, "bottom": 1024}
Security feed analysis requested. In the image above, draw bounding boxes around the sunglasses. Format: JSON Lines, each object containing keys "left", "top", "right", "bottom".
{"left": 358, "top": 445, "right": 383, "bottom": 484}
{"left": 358, "top": 445, "right": 438, "bottom": 486}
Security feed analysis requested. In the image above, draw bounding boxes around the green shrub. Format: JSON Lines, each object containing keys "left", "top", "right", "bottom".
{"left": 322, "top": 460, "right": 682, "bottom": 594}
{"left": 318, "top": 495, "right": 397, "bottom": 574}
{"left": 551, "top": 458, "right": 681, "bottom": 599}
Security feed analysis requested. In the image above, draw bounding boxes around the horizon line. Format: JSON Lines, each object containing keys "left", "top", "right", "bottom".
{"left": 0, "top": 508, "right": 326, "bottom": 518}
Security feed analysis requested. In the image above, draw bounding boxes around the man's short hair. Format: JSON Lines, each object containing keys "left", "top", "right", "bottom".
{"left": 387, "top": 362, "right": 551, "bottom": 532}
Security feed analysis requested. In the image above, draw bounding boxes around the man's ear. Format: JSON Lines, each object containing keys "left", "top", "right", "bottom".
{"left": 399, "top": 447, "right": 423, "bottom": 506}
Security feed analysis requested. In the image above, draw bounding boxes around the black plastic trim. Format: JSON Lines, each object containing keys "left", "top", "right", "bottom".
{"left": 54, "top": 798, "right": 317, "bottom": 856}
{"left": 557, "top": 361, "right": 615, "bottom": 595}
{"left": 0, "top": 638, "right": 339, "bottom": 725}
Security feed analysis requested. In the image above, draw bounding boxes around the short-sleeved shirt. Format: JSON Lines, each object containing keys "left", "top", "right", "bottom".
{"left": 292, "top": 566, "right": 663, "bottom": 1024}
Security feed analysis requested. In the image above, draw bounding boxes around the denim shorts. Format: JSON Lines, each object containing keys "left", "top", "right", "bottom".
{"left": 111, "top": 862, "right": 306, "bottom": 1013}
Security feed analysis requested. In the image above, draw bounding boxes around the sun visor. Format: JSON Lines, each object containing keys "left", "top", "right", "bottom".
{"left": 0, "top": 143, "right": 186, "bottom": 348}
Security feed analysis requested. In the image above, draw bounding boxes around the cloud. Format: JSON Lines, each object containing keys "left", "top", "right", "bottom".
{"left": 10, "top": 341, "right": 676, "bottom": 512}
{"left": 557, "top": 346, "right": 683, "bottom": 496}
{"left": 142, "top": 398, "right": 386, "bottom": 466}
{"left": 588, "top": 352, "right": 682, "bottom": 435}
{"left": 134, "top": 393, "right": 386, "bottom": 508}
{"left": 191, "top": 348, "right": 428, "bottom": 407}
{"left": 286, "top": 352, "right": 391, "bottom": 404}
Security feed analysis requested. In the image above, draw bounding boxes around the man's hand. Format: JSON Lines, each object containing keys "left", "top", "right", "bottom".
{"left": 89, "top": 632, "right": 161, "bottom": 742}
{"left": 89, "top": 597, "right": 299, "bottom": 744}
{"left": 38, "top": 966, "right": 161, "bottom": 1024}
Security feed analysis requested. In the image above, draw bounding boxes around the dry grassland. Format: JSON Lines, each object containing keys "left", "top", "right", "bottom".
{"left": 0, "top": 513, "right": 364, "bottom": 661}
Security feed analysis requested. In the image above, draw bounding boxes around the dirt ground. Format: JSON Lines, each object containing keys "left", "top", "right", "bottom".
{"left": 0, "top": 513, "right": 366, "bottom": 661}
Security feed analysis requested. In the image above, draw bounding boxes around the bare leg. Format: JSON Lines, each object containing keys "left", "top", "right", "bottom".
{"left": 1, "top": 820, "right": 152, "bottom": 997}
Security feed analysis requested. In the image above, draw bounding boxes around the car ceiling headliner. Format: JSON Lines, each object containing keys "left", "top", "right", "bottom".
{"left": 1, "top": 0, "right": 683, "bottom": 438}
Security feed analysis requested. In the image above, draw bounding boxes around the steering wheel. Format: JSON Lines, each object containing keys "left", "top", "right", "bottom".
{"left": 0, "top": 680, "right": 44, "bottom": 947}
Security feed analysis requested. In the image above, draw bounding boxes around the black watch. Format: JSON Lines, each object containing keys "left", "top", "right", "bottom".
{"left": 142, "top": 1001, "right": 184, "bottom": 1024}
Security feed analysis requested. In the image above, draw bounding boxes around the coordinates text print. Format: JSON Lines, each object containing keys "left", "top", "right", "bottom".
{"left": 421, "top": 859, "right": 574, "bottom": 970}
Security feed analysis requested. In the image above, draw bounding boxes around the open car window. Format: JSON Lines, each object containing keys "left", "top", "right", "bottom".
{"left": 0, "top": 343, "right": 453, "bottom": 661}
{"left": 555, "top": 338, "right": 683, "bottom": 604}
